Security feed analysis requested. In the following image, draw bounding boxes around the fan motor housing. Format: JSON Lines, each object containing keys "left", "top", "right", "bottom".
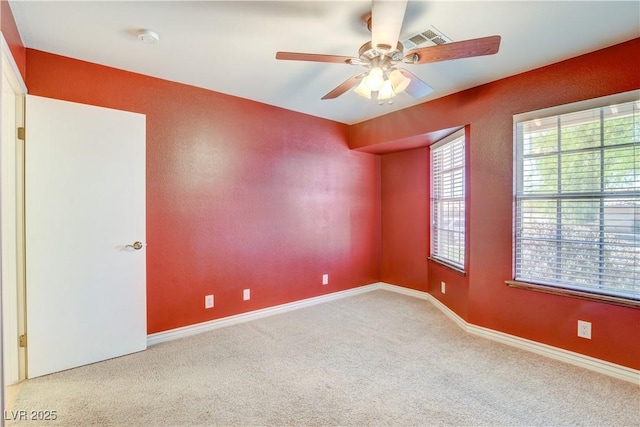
{"left": 358, "top": 41, "right": 404, "bottom": 63}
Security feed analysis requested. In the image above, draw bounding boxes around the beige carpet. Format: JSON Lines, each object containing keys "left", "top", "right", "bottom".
{"left": 6, "top": 290, "right": 639, "bottom": 426}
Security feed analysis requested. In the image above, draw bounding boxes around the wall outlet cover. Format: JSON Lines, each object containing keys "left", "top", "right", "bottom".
{"left": 205, "top": 294, "right": 214, "bottom": 309}
{"left": 577, "top": 320, "right": 592, "bottom": 339}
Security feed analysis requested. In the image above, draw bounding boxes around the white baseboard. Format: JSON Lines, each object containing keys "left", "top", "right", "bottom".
{"left": 147, "top": 281, "right": 639, "bottom": 385}
{"left": 376, "top": 283, "right": 640, "bottom": 385}
{"left": 147, "top": 284, "right": 382, "bottom": 346}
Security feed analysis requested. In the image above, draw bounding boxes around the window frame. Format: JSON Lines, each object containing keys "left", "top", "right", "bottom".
{"left": 430, "top": 127, "right": 467, "bottom": 272}
{"left": 512, "top": 90, "right": 639, "bottom": 304}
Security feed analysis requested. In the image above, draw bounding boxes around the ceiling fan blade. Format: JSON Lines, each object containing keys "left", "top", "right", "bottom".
{"left": 404, "top": 35, "right": 501, "bottom": 64}
{"left": 371, "top": 0, "right": 408, "bottom": 50}
{"left": 276, "top": 52, "right": 355, "bottom": 64}
{"left": 321, "top": 73, "right": 366, "bottom": 100}
{"left": 397, "top": 69, "right": 433, "bottom": 98}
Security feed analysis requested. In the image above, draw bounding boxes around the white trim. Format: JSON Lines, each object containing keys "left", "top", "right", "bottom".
{"left": 0, "top": 33, "right": 27, "bottom": 94}
{"left": 465, "top": 323, "right": 639, "bottom": 385}
{"left": 147, "top": 282, "right": 639, "bottom": 385}
{"left": 0, "top": 30, "right": 27, "bottom": 427}
{"left": 377, "top": 283, "right": 640, "bottom": 385}
{"left": 430, "top": 130, "right": 466, "bottom": 269}
{"left": 430, "top": 126, "right": 464, "bottom": 150}
{"left": 377, "top": 283, "right": 469, "bottom": 330}
{"left": 513, "top": 89, "right": 639, "bottom": 123}
{"left": 147, "top": 283, "right": 384, "bottom": 346}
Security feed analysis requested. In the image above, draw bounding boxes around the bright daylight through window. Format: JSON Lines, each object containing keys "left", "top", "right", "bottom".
{"left": 514, "top": 97, "right": 639, "bottom": 301}
{"left": 431, "top": 129, "right": 465, "bottom": 269}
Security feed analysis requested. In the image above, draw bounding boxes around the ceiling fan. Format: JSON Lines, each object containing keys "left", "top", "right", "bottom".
{"left": 275, "top": 0, "right": 501, "bottom": 103}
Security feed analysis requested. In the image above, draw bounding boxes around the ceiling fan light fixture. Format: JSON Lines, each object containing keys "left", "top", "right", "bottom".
{"left": 355, "top": 67, "right": 408, "bottom": 102}
{"left": 354, "top": 80, "right": 372, "bottom": 99}
{"left": 276, "top": 1, "right": 501, "bottom": 104}
{"left": 363, "top": 67, "right": 384, "bottom": 92}
{"left": 389, "top": 69, "right": 410, "bottom": 94}
{"left": 378, "top": 80, "right": 395, "bottom": 100}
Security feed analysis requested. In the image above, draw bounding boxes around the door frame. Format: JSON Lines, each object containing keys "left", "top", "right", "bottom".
{"left": 0, "top": 30, "right": 27, "bottom": 423}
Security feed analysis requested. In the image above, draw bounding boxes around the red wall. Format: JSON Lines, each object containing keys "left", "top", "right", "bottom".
{"left": 25, "top": 49, "right": 381, "bottom": 334}
{"left": 380, "top": 149, "right": 431, "bottom": 287}
{"left": 363, "top": 38, "right": 640, "bottom": 369}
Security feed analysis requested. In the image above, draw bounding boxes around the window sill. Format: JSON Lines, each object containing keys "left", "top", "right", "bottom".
{"left": 505, "top": 280, "right": 640, "bottom": 309}
{"left": 428, "top": 257, "right": 467, "bottom": 277}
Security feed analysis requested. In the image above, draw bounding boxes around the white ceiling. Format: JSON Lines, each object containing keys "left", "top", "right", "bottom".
{"left": 8, "top": 1, "right": 640, "bottom": 125}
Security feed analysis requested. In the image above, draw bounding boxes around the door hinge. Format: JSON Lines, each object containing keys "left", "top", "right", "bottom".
{"left": 17, "top": 127, "right": 25, "bottom": 141}
{"left": 19, "top": 334, "right": 26, "bottom": 348}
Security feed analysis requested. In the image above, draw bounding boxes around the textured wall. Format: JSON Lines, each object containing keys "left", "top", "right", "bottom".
{"left": 26, "top": 49, "right": 381, "bottom": 334}
{"left": 362, "top": 38, "right": 640, "bottom": 369}
{"left": 380, "top": 149, "right": 431, "bottom": 290}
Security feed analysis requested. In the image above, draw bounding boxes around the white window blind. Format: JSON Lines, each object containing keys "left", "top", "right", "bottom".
{"left": 514, "top": 99, "right": 639, "bottom": 300}
{"left": 431, "top": 129, "right": 465, "bottom": 269}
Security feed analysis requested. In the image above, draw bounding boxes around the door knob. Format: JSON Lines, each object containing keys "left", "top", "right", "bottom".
{"left": 125, "top": 241, "right": 143, "bottom": 250}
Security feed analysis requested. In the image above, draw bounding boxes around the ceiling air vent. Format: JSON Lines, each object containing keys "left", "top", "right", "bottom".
{"left": 401, "top": 25, "right": 452, "bottom": 50}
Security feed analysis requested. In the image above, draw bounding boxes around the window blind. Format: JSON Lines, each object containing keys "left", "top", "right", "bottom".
{"left": 431, "top": 130, "right": 465, "bottom": 269}
{"left": 515, "top": 100, "right": 639, "bottom": 300}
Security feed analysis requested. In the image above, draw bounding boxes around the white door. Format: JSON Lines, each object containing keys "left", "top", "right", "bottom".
{"left": 25, "top": 95, "right": 146, "bottom": 378}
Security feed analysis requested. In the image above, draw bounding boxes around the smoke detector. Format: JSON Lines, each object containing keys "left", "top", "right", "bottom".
{"left": 137, "top": 29, "right": 159, "bottom": 44}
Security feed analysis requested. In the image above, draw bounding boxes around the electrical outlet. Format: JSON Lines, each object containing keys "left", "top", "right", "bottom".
{"left": 322, "top": 274, "right": 329, "bottom": 285}
{"left": 205, "top": 294, "right": 214, "bottom": 309}
{"left": 577, "top": 320, "right": 591, "bottom": 339}
{"left": 441, "top": 281, "right": 446, "bottom": 294}
{"left": 243, "top": 289, "right": 250, "bottom": 301}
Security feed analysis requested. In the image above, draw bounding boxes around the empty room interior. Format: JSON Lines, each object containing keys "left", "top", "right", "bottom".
{"left": 0, "top": 0, "right": 638, "bottom": 425}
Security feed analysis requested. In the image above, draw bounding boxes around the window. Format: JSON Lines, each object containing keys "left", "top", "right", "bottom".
{"left": 431, "top": 129, "right": 465, "bottom": 269}
{"left": 514, "top": 96, "right": 639, "bottom": 301}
